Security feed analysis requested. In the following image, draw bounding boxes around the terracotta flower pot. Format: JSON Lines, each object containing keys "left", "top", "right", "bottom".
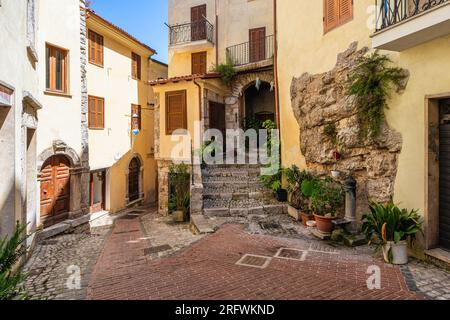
{"left": 301, "top": 212, "right": 314, "bottom": 226}
{"left": 313, "top": 214, "right": 337, "bottom": 233}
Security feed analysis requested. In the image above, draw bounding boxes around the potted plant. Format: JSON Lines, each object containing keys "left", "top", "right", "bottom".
{"left": 362, "top": 202, "right": 422, "bottom": 265}
{"left": 259, "top": 168, "right": 287, "bottom": 202}
{"left": 168, "top": 163, "right": 191, "bottom": 222}
{"left": 284, "top": 166, "right": 314, "bottom": 224}
{"left": 300, "top": 178, "right": 317, "bottom": 226}
{"left": 310, "top": 177, "right": 344, "bottom": 233}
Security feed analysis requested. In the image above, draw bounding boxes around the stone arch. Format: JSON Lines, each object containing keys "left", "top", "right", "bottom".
{"left": 126, "top": 153, "right": 144, "bottom": 204}
{"left": 37, "top": 140, "right": 81, "bottom": 171}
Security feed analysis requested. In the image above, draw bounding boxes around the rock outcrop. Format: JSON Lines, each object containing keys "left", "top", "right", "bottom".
{"left": 290, "top": 42, "right": 406, "bottom": 218}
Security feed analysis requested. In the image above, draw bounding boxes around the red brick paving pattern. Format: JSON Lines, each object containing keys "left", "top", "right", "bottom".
{"left": 87, "top": 217, "right": 421, "bottom": 300}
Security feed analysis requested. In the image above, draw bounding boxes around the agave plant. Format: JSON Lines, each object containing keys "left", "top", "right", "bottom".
{"left": 362, "top": 202, "right": 422, "bottom": 249}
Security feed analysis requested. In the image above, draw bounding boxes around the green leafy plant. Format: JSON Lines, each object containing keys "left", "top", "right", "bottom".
{"left": 324, "top": 123, "right": 338, "bottom": 146}
{"left": 346, "top": 51, "right": 408, "bottom": 139}
{"left": 0, "top": 223, "right": 28, "bottom": 300}
{"left": 284, "top": 166, "right": 313, "bottom": 209}
{"left": 309, "top": 177, "right": 344, "bottom": 217}
{"left": 262, "top": 119, "right": 278, "bottom": 157}
{"left": 259, "top": 167, "right": 283, "bottom": 193}
{"left": 169, "top": 163, "right": 191, "bottom": 216}
{"left": 362, "top": 202, "right": 422, "bottom": 250}
{"left": 243, "top": 117, "right": 263, "bottom": 131}
{"left": 212, "top": 60, "right": 236, "bottom": 86}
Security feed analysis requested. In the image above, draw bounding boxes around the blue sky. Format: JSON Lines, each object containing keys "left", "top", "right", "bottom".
{"left": 89, "top": 0, "right": 169, "bottom": 63}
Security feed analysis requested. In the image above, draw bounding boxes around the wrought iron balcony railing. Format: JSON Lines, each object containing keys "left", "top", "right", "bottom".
{"left": 169, "top": 19, "right": 214, "bottom": 46}
{"left": 376, "top": 0, "right": 449, "bottom": 31}
{"left": 226, "top": 35, "right": 274, "bottom": 67}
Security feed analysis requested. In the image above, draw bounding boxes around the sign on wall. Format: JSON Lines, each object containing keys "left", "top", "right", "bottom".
{"left": 0, "top": 84, "right": 13, "bottom": 107}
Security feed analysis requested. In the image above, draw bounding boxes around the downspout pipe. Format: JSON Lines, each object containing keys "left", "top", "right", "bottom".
{"left": 215, "top": 0, "right": 219, "bottom": 66}
{"left": 273, "top": 0, "right": 280, "bottom": 131}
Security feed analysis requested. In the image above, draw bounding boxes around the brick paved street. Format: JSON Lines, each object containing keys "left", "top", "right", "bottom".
{"left": 87, "top": 209, "right": 423, "bottom": 300}
{"left": 22, "top": 206, "right": 450, "bottom": 300}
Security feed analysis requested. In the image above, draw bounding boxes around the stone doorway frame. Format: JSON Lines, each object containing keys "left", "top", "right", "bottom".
{"left": 425, "top": 92, "right": 450, "bottom": 250}
{"left": 125, "top": 154, "right": 144, "bottom": 206}
{"left": 37, "top": 140, "right": 89, "bottom": 225}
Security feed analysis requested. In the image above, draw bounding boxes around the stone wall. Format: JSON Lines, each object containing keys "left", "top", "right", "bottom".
{"left": 290, "top": 42, "right": 406, "bottom": 219}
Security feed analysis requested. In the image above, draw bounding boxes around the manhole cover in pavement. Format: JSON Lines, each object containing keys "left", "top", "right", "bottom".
{"left": 275, "top": 248, "right": 307, "bottom": 261}
{"left": 144, "top": 244, "right": 172, "bottom": 255}
{"left": 236, "top": 254, "right": 272, "bottom": 269}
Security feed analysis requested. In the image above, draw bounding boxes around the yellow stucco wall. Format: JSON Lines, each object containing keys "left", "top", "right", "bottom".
{"left": 87, "top": 17, "right": 165, "bottom": 213}
{"left": 277, "top": 0, "right": 450, "bottom": 220}
{"left": 153, "top": 81, "right": 202, "bottom": 162}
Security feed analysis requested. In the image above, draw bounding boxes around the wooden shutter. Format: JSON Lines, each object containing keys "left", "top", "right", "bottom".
{"left": 249, "top": 27, "right": 266, "bottom": 63}
{"left": 339, "top": 0, "right": 353, "bottom": 24}
{"left": 165, "top": 90, "right": 187, "bottom": 135}
{"left": 324, "top": 0, "right": 353, "bottom": 33}
{"left": 46, "top": 44, "right": 68, "bottom": 93}
{"left": 191, "top": 4, "right": 207, "bottom": 41}
{"left": 191, "top": 52, "right": 207, "bottom": 75}
{"left": 132, "top": 52, "right": 141, "bottom": 80}
{"left": 88, "top": 96, "right": 105, "bottom": 129}
{"left": 131, "top": 104, "right": 142, "bottom": 130}
{"left": 88, "top": 30, "right": 104, "bottom": 66}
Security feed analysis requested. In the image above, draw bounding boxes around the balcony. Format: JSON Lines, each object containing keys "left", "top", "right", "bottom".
{"left": 372, "top": 0, "right": 450, "bottom": 51}
{"left": 168, "top": 19, "right": 214, "bottom": 52}
{"left": 226, "top": 35, "right": 274, "bottom": 68}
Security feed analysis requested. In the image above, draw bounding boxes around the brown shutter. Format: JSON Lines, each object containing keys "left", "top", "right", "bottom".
{"left": 324, "top": 0, "right": 339, "bottom": 33}
{"left": 98, "top": 98, "right": 104, "bottom": 128}
{"left": 339, "top": 0, "right": 353, "bottom": 24}
{"left": 166, "top": 90, "right": 187, "bottom": 135}
{"left": 191, "top": 4, "right": 207, "bottom": 41}
{"left": 88, "top": 96, "right": 96, "bottom": 128}
{"left": 131, "top": 53, "right": 141, "bottom": 80}
{"left": 137, "top": 54, "right": 141, "bottom": 80}
{"left": 191, "top": 52, "right": 207, "bottom": 75}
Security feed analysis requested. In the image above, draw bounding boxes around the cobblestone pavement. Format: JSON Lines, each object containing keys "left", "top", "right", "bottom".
{"left": 88, "top": 210, "right": 422, "bottom": 300}
{"left": 22, "top": 227, "right": 109, "bottom": 300}
{"left": 401, "top": 260, "right": 450, "bottom": 300}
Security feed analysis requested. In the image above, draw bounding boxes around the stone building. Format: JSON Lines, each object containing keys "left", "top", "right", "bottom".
{"left": 151, "top": 0, "right": 277, "bottom": 216}
{"left": 0, "top": 0, "right": 41, "bottom": 243}
{"left": 276, "top": 0, "right": 450, "bottom": 261}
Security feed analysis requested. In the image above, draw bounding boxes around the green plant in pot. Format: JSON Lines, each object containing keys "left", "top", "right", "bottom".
{"left": 259, "top": 167, "right": 287, "bottom": 202}
{"left": 285, "top": 166, "right": 313, "bottom": 224}
{"left": 168, "top": 163, "right": 191, "bottom": 222}
{"left": 362, "top": 202, "right": 422, "bottom": 265}
{"left": 308, "top": 177, "right": 344, "bottom": 234}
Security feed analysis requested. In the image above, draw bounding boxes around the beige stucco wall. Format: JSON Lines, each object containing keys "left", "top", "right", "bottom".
{"left": 168, "top": 0, "right": 273, "bottom": 77}
{"left": 277, "top": 0, "right": 450, "bottom": 228}
{"left": 37, "top": 0, "right": 83, "bottom": 166}
{"left": 0, "top": 0, "right": 40, "bottom": 237}
{"left": 87, "top": 18, "right": 164, "bottom": 212}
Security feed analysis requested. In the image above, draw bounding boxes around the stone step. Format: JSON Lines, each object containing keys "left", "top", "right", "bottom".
{"left": 203, "top": 199, "right": 287, "bottom": 217}
{"left": 202, "top": 169, "right": 261, "bottom": 178}
{"left": 190, "top": 214, "right": 217, "bottom": 235}
{"left": 204, "top": 164, "right": 263, "bottom": 170}
{"left": 203, "top": 190, "right": 273, "bottom": 201}
{"left": 203, "top": 175, "right": 261, "bottom": 183}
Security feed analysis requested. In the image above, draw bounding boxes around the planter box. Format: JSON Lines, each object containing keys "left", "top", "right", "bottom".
{"left": 383, "top": 241, "right": 408, "bottom": 265}
{"left": 172, "top": 210, "right": 185, "bottom": 223}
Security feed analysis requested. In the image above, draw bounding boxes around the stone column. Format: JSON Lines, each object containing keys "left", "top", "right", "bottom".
{"left": 157, "top": 161, "right": 170, "bottom": 216}
{"left": 344, "top": 176, "right": 358, "bottom": 234}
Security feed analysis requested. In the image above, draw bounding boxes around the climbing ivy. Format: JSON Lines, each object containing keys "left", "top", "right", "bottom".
{"left": 346, "top": 51, "right": 407, "bottom": 139}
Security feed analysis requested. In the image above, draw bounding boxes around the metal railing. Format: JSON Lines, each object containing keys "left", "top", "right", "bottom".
{"left": 376, "top": 0, "right": 449, "bottom": 31}
{"left": 226, "top": 35, "right": 274, "bottom": 67}
{"left": 169, "top": 19, "right": 215, "bottom": 46}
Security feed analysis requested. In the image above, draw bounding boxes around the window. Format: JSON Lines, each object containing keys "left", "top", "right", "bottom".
{"left": 165, "top": 90, "right": 187, "bottom": 135}
{"left": 131, "top": 104, "right": 142, "bottom": 131}
{"left": 191, "top": 52, "right": 207, "bottom": 75}
{"left": 131, "top": 52, "right": 141, "bottom": 80}
{"left": 88, "top": 96, "right": 105, "bottom": 129}
{"left": 46, "top": 44, "right": 68, "bottom": 93}
{"left": 88, "top": 29, "right": 104, "bottom": 66}
{"left": 323, "top": 0, "right": 353, "bottom": 33}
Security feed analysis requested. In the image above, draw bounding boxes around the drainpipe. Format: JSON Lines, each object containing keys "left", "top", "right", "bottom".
{"left": 273, "top": 0, "right": 280, "bottom": 131}
{"left": 215, "top": 0, "right": 219, "bottom": 66}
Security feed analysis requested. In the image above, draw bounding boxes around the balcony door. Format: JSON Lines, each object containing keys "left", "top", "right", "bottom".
{"left": 191, "top": 4, "right": 207, "bottom": 41}
{"left": 249, "top": 27, "right": 266, "bottom": 63}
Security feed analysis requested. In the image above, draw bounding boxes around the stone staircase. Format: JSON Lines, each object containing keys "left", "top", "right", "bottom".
{"left": 190, "top": 164, "right": 287, "bottom": 234}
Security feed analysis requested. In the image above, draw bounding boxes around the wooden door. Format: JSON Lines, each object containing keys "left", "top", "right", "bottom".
{"left": 209, "top": 101, "right": 226, "bottom": 138}
{"left": 129, "top": 158, "right": 140, "bottom": 202}
{"left": 191, "top": 4, "right": 207, "bottom": 41}
{"left": 439, "top": 102, "right": 450, "bottom": 251}
{"left": 249, "top": 27, "right": 266, "bottom": 63}
{"left": 40, "top": 155, "right": 70, "bottom": 227}
{"left": 90, "top": 171, "right": 106, "bottom": 213}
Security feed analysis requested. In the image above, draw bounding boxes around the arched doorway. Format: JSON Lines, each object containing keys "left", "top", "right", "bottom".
{"left": 128, "top": 157, "right": 141, "bottom": 202}
{"left": 40, "top": 155, "right": 71, "bottom": 227}
{"left": 242, "top": 81, "right": 276, "bottom": 127}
